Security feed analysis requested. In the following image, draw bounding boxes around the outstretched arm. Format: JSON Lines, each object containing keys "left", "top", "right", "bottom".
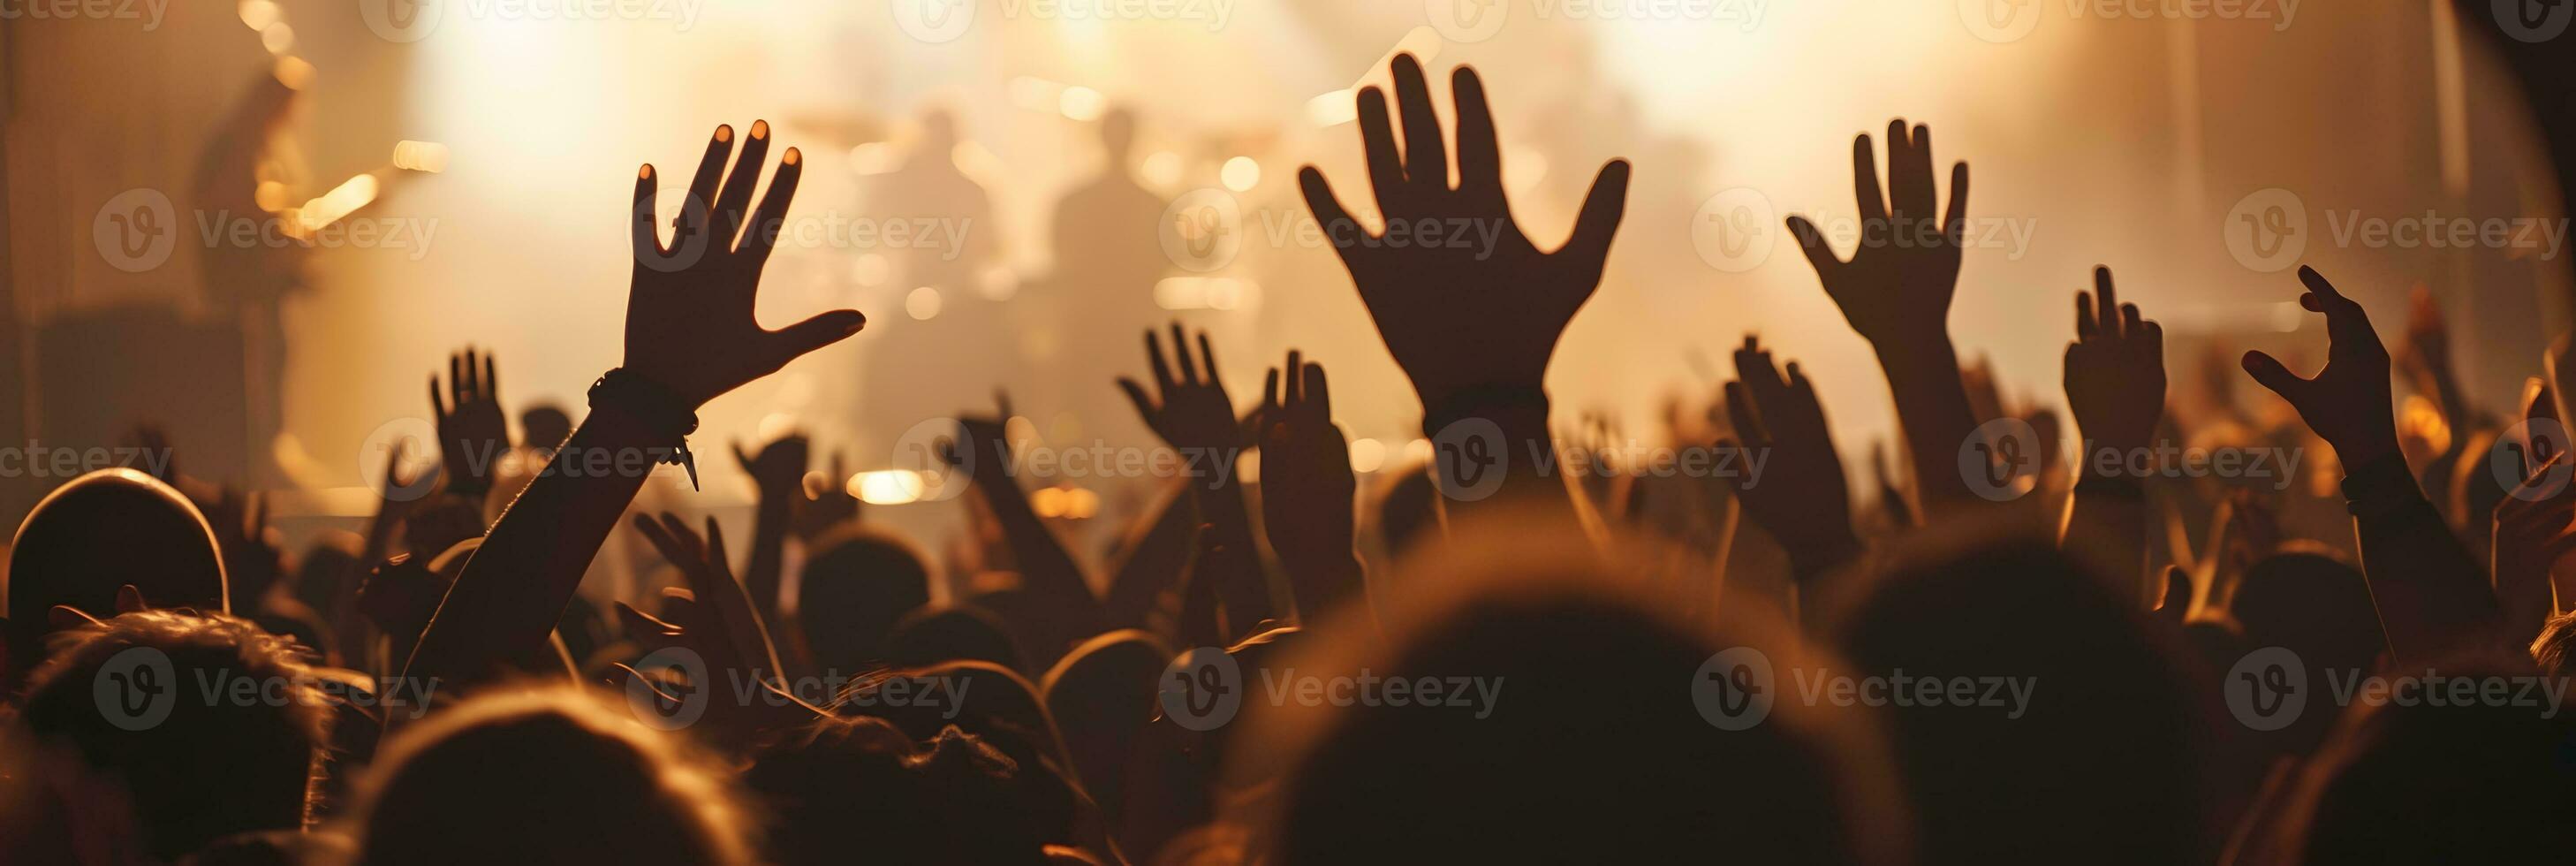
{"left": 2241, "top": 266, "right": 2495, "bottom": 663}
{"left": 948, "top": 396, "right": 1105, "bottom": 631}
{"left": 2061, "top": 266, "right": 2165, "bottom": 604}
{"left": 1118, "top": 325, "right": 1273, "bottom": 632}
{"left": 1716, "top": 336, "right": 1860, "bottom": 627}
{"left": 403, "top": 122, "right": 865, "bottom": 689}
{"left": 1258, "top": 352, "right": 1367, "bottom": 623}
{"left": 1785, "top": 121, "right": 1978, "bottom": 515}
{"left": 1298, "top": 56, "right": 1627, "bottom": 525}
{"left": 732, "top": 432, "right": 809, "bottom": 626}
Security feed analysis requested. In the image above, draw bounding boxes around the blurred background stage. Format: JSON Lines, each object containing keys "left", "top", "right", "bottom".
{"left": 2, "top": 0, "right": 2571, "bottom": 551}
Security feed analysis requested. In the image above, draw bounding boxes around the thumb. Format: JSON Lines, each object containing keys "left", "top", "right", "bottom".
{"left": 2239, "top": 351, "right": 2309, "bottom": 405}
{"left": 767, "top": 309, "right": 867, "bottom": 368}
{"left": 2157, "top": 566, "right": 2191, "bottom": 621}
{"left": 1561, "top": 159, "right": 1632, "bottom": 269}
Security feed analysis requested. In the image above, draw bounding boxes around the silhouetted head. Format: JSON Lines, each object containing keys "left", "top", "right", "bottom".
{"left": 1253, "top": 519, "right": 1906, "bottom": 865}
{"left": 7, "top": 469, "right": 227, "bottom": 686}
{"left": 795, "top": 527, "right": 932, "bottom": 673}
{"left": 1100, "top": 108, "right": 1135, "bottom": 158}
{"left": 347, "top": 687, "right": 752, "bottom": 866}
{"left": 887, "top": 604, "right": 1027, "bottom": 672}
{"left": 6, "top": 610, "right": 328, "bottom": 862}
{"left": 2278, "top": 654, "right": 2576, "bottom": 864}
{"left": 1829, "top": 532, "right": 2211, "bottom": 866}
{"left": 746, "top": 717, "right": 1047, "bottom": 866}
{"left": 1040, "top": 629, "right": 1170, "bottom": 811}
{"left": 1370, "top": 460, "right": 1437, "bottom": 560}
{"left": 2534, "top": 612, "right": 2576, "bottom": 679}
{"left": 289, "top": 533, "right": 361, "bottom": 619}
{"left": 841, "top": 661, "right": 1081, "bottom": 847}
{"left": 519, "top": 404, "right": 572, "bottom": 451}
{"left": 2230, "top": 547, "right": 2389, "bottom": 754}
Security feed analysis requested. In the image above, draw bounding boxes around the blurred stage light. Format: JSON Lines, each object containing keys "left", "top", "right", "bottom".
{"left": 854, "top": 470, "right": 927, "bottom": 505}
{"left": 392, "top": 141, "right": 450, "bottom": 173}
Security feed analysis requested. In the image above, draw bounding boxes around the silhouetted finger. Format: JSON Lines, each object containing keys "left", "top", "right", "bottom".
{"left": 2240, "top": 351, "right": 2310, "bottom": 403}
{"left": 740, "top": 147, "right": 802, "bottom": 265}
{"left": 1299, "top": 166, "right": 1362, "bottom": 255}
{"left": 1355, "top": 87, "right": 1405, "bottom": 215}
{"left": 1723, "top": 381, "right": 1768, "bottom": 445}
{"left": 1118, "top": 377, "right": 1159, "bottom": 425}
{"left": 1144, "top": 330, "right": 1176, "bottom": 393}
{"left": 680, "top": 125, "right": 734, "bottom": 244}
{"left": 633, "top": 163, "right": 665, "bottom": 257}
{"left": 2095, "top": 267, "right": 2119, "bottom": 338}
{"left": 1196, "top": 330, "right": 1222, "bottom": 385}
{"left": 1285, "top": 349, "right": 1304, "bottom": 404}
{"left": 1563, "top": 159, "right": 1631, "bottom": 266}
{"left": 1171, "top": 323, "right": 1199, "bottom": 384}
{"left": 764, "top": 309, "right": 866, "bottom": 370}
{"left": 1391, "top": 54, "right": 1448, "bottom": 194}
{"left": 1942, "top": 162, "right": 1971, "bottom": 240}
{"left": 713, "top": 120, "right": 773, "bottom": 249}
{"left": 1887, "top": 120, "right": 1932, "bottom": 222}
{"left": 1451, "top": 66, "right": 1500, "bottom": 199}
{"left": 2075, "top": 290, "right": 2099, "bottom": 341}
{"left": 1785, "top": 216, "right": 1844, "bottom": 279}
{"left": 1850, "top": 133, "right": 1888, "bottom": 224}
{"left": 1302, "top": 361, "right": 1331, "bottom": 418}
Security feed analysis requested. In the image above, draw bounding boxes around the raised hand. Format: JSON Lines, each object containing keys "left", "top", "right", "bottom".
{"left": 432, "top": 346, "right": 509, "bottom": 496}
{"left": 1258, "top": 351, "right": 1364, "bottom": 619}
{"left": 2241, "top": 267, "right": 2400, "bottom": 467}
{"left": 1716, "top": 335, "right": 1858, "bottom": 578}
{"left": 944, "top": 392, "right": 1019, "bottom": 490}
{"left": 731, "top": 431, "right": 810, "bottom": 627}
{"left": 627, "top": 121, "right": 864, "bottom": 407}
{"left": 626, "top": 513, "right": 784, "bottom": 680}
{"left": 1118, "top": 323, "right": 1248, "bottom": 468}
{"left": 733, "top": 432, "right": 810, "bottom": 500}
{"left": 2064, "top": 267, "right": 2168, "bottom": 460}
{"left": 792, "top": 451, "right": 861, "bottom": 540}
{"left": 1785, "top": 120, "right": 1970, "bottom": 353}
{"left": 1297, "top": 55, "right": 1629, "bottom": 407}
{"left": 2493, "top": 453, "right": 2576, "bottom": 642}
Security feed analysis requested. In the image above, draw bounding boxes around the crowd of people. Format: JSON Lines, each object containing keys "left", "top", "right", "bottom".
{"left": 4, "top": 49, "right": 2575, "bottom": 865}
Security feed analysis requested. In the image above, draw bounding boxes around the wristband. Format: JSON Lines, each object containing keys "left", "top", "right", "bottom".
{"left": 588, "top": 368, "right": 701, "bottom": 490}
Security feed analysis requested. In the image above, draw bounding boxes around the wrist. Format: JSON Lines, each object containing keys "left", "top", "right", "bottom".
{"left": 2331, "top": 429, "right": 2401, "bottom": 470}
{"left": 1871, "top": 334, "right": 1959, "bottom": 372}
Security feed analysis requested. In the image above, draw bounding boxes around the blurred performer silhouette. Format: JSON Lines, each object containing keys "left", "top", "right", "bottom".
{"left": 1036, "top": 108, "right": 1171, "bottom": 448}
{"left": 857, "top": 110, "right": 1020, "bottom": 446}
{"left": 192, "top": 70, "right": 304, "bottom": 486}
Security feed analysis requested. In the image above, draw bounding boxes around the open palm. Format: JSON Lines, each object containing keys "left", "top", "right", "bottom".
{"left": 1299, "top": 55, "right": 1630, "bottom": 407}
{"left": 627, "top": 121, "right": 864, "bottom": 407}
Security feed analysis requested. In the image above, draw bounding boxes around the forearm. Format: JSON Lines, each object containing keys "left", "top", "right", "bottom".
{"left": 402, "top": 406, "right": 662, "bottom": 685}
{"left": 1191, "top": 471, "right": 1275, "bottom": 630}
{"left": 2342, "top": 453, "right": 2500, "bottom": 663}
{"left": 2064, "top": 466, "right": 2152, "bottom": 606}
{"left": 744, "top": 495, "right": 791, "bottom": 624}
{"left": 1103, "top": 482, "right": 1193, "bottom": 628}
{"left": 974, "top": 472, "right": 1098, "bottom": 617}
{"left": 1875, "top": 338, "right": 1979, "bottom": 513}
